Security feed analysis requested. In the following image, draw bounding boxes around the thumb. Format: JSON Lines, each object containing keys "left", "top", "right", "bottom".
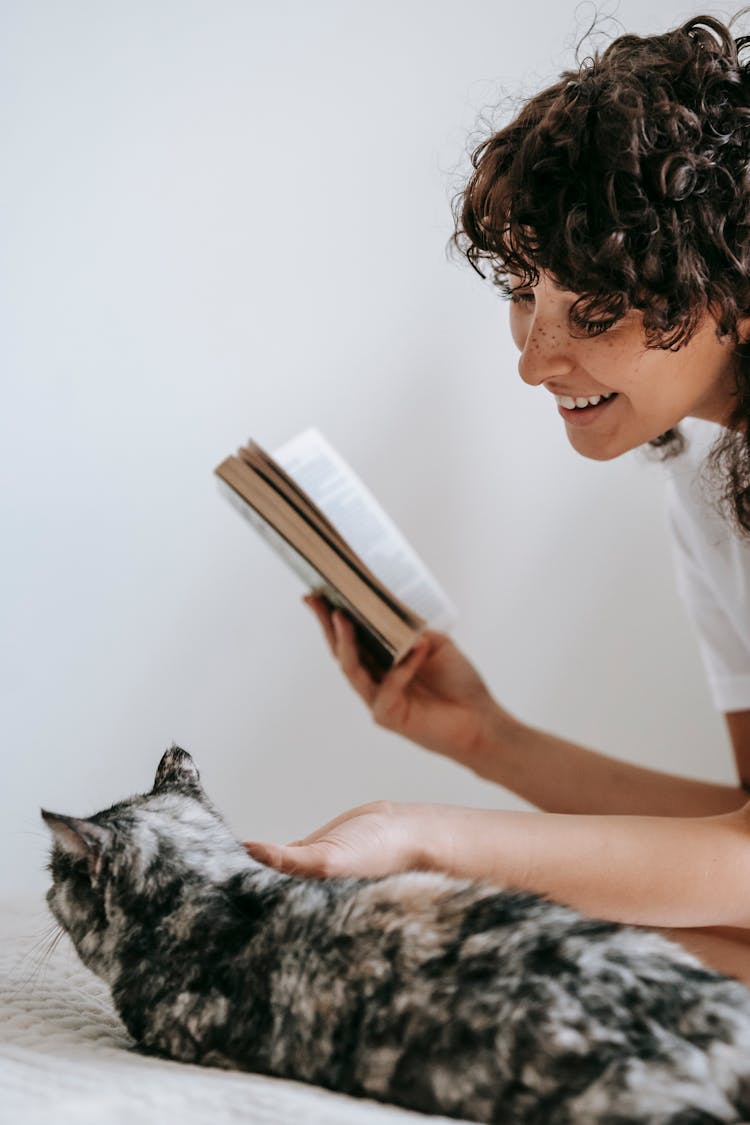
{"left": 243, "top": 839, "right": 337, "bottom": 878}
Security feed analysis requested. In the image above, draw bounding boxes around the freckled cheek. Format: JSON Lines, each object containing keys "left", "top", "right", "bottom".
{"left": 509, "top": 309, "right": 567, "bottom": 354}
{"left": 509, "top": 315, "right": 531, "bottom": 352}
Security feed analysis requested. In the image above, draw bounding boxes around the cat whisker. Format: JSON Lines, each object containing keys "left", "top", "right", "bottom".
{"left": 56, "top": 977, "right": 114, "bottom": 1018}
{"left": 10, "top": 922, "right": 67, "bottom": 996}
{"left": 14, "top": 918, "right": 59, "bottom": 967}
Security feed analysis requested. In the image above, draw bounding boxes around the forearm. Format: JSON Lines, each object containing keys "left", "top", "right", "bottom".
{"left": 464, "top": 707, "right": 745, "bottom": 817}
{"left": 419, "top": 802, "right": 750, "bottom": 929}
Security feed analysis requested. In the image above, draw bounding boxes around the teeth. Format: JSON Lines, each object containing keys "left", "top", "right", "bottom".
{"left": 556, "top": 392, "right": 615, "bottom": 409}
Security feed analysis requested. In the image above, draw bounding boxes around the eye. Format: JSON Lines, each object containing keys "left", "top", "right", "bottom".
{"left": 579, "top": 318, "right": 618, "bottom": 338}
{"left": 508, "top": 290, "right": 534, "bottom": 306}
{"left": 492, "top": 278, "right": 533, "bottom": 304}
{"left": 492, "top": 279, "right": 618, "bottom": 337}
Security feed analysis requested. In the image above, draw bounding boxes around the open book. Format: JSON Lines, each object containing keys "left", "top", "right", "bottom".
{"left": 214, "top": 429, "right": 457, "bottom": 680}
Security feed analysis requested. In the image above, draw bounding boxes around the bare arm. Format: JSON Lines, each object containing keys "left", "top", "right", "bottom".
{"left": 305, "top": 599, "right": 749, "bottom": 819}
{"left": 415, "top": 800, "right": 750, "bottom": 929}
{"left": 464, "top": 707, "right": 749, "bottom": 818}
{"left": 267, "top": 607, "right": 750, "bottom": 938}
{"left": 246, "top": 797, "right": 750, "bottom": 930}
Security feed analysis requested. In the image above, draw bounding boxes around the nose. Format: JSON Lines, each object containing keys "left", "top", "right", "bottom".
{"left": 516, "top": 310, "right": 575, "bottom": 389}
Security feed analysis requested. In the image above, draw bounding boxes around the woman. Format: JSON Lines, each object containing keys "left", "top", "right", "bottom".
{"left": 245, "top": 13, "right": 750, "bottom": 984}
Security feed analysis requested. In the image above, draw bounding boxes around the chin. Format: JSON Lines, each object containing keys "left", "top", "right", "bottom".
{"left": 566, "top": 432, "right": 633, "bottom": 462}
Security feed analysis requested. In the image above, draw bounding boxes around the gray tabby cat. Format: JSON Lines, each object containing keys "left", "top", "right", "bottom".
{"left": 42, "top": 746, "right": 750, "bottom": 1124}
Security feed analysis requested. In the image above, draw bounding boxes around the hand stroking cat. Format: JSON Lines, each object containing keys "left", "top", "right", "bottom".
{"left": 42, "top": 746, "right": 750, "bottom": 1124}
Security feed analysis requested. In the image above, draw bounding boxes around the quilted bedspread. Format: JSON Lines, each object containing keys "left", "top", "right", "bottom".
{"left": 0, "top": 896, "right": 462, "bottom": 1125}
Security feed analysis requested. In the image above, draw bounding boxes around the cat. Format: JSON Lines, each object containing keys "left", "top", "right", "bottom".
{"left": 42, "top": 745, "right": 750, "bottom": 1124}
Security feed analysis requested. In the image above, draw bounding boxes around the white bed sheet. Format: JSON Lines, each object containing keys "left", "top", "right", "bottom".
{"left": 0, "top": 896, "right": 464, "bottom": 1125}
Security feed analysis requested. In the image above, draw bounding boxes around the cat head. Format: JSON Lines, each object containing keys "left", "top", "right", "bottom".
{"left": 41, "top": 745, "right": 252, "bottom": 982}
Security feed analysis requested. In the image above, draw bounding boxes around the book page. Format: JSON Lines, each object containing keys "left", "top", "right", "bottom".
{"left": 273, "top": 428, "right": 457, "bottom": 630}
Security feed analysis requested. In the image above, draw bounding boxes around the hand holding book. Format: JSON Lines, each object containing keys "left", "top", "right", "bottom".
{"left": 215, "top": 428, "right": 518, "bottom": 773}
{"left": 215, "top": 428, "right": 457, "bottom": 679}
{"left": 302, "top": 592, "right": 505, "bottom": 771}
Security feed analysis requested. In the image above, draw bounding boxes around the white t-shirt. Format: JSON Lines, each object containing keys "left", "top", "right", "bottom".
{"left": 664, "top": 416, "right": 750, "bottom": 712}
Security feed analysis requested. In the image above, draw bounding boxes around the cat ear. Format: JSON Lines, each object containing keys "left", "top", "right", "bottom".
{"left": 41, "top": 810, "right": 112, "bottom": 876}
{"left": 152, "top": 744, "right": 202, "bottom": 796}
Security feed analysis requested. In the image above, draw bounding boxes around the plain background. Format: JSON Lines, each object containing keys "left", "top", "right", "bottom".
{"left": 2, "top": 1, "right": 741, "bottom": 896}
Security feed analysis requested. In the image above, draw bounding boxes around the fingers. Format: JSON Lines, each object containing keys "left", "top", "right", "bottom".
{"left": 331, "top": 612, "right": 380, "bottom": 702}
{"left": 304, "top": 596, "right": 378, "bottom": 706}
{"left": 390, "top": 638, "right": 432, "bottom": 688}
{"left": 243, "top": 840, "right": 285, "bottom": 868}
{"left": 302, "top": 594, "right": 430, "bottom": 713}
{"left": 303, "top": 594, "right": 373, "bottom": 699}
{"left": 371, "top": 639, "right": 431, "bottom": 724}
{"left": 243, "top": 839, "right": 340, "bottom": 878}
{"left": 303, "top": 594, "right": 337, "bottom": 654}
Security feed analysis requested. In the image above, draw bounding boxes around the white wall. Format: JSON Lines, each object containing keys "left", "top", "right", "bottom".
{"left": 2, "top": 0, "right": 736, "bottom": 896}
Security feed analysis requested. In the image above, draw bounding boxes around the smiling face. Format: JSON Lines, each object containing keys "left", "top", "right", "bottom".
{"left": 506, "top": 270, "right": 745, "bottom": 461}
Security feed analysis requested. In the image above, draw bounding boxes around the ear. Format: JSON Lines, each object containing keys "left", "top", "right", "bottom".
{"left": 41, "top": 810, "right": 112, "bottom": 877}
{"left": 152, "top": 744, "right": 202, "bottom": 796}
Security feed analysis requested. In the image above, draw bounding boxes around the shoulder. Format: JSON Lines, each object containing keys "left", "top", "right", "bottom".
{"left": 663, "top": 418, "right": 736, "bottom": 552}
{"left": 663, "top": 417, "right": 724, "bottom": 500}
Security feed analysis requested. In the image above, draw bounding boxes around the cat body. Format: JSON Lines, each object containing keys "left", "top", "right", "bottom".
{"left": 43, "top": 747, "right": 750, "bottom": 1124}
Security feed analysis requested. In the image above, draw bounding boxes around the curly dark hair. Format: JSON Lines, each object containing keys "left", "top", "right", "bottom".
{"left": 450, "top": 10, "right": 750, "bottom": 538}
